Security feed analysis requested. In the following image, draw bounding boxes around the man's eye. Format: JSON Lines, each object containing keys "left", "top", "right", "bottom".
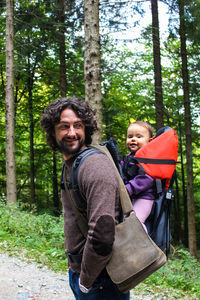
{"left": 60, "top": 125, "right": 69, "bottom": 130}
{"left": 74, "top": 123, "right": 82, "bottom": 129}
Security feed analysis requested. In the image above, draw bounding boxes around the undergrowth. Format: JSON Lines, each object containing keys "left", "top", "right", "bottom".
{"left": 0, "top": 202, "right": 67, "bottom": 272}
{"left": 0, "top": 202, "right": 199, "bottom": 299}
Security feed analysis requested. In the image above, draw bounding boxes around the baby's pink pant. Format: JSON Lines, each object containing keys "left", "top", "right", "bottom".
{"left": 133, "top": 198, "right": 154, "bottom": 232}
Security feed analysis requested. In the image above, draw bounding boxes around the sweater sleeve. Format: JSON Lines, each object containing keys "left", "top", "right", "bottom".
{"left": 126, "top": 173, "right": 155, "bottom": 200}
{"left": 78, "top": 153, "right": 120, "bottom": 288}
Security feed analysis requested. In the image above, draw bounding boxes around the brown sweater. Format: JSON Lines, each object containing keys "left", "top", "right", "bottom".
{"left": 61, "top": 151, "right": 121, "bottom": 288}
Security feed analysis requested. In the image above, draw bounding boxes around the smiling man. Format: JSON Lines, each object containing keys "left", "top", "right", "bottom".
{"left": 40, "top": 97, "right": 130, "bottom": 300}
{"left": 54, "top": 108, "right": 86, "bottom": 159}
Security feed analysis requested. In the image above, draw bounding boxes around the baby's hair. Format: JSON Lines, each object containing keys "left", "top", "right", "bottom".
{"left": 128, "top": 121, "right": 154, "bottom": 138}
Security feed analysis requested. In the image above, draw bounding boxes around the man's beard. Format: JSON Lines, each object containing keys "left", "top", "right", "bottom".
{"left": 57, "top": 137, "right": 84, "bottom": 155}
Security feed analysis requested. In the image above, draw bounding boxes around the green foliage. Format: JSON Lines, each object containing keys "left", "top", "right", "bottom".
{"left": 0, "top": 0, "right": 85, "bottom": 208}
{"left": 0, "top": 202, "right": 67, "bottom": 272}
{"left": 143, "top": 248, "right": 200, "bottom": 298}
{"left": 101, "top": 41, "right": 156, "bottom": 152}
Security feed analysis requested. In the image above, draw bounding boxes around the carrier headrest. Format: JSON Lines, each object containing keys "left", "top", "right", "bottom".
{"left": 156, "top": 126, "right": 172, "bottom": 137}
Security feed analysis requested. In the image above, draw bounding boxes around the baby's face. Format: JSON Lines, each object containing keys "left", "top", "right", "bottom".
{"left": 126, "top": 124, "right": 152, "bottom": 153}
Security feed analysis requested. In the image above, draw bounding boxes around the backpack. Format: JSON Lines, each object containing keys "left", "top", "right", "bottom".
{"left": 61, "top": 128, "right": 178, "bottom": 256}
{"left": 121, "top": 127, "right": 178, "bottom": 256}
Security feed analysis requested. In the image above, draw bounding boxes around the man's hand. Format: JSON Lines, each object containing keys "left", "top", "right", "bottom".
{"left": 79, "top": 278, "right": 91, "bottom": 293}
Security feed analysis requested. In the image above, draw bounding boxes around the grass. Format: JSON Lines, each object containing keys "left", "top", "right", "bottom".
{"left": 0, "top": 202, "right": 67, "bottom": 272}
{"left": 0, "top": 202, "right": 199, "bottom": 299}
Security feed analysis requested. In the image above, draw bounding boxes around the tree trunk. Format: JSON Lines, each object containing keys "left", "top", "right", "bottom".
{"left": 5, "top": 0, "right": 16, "bottom": 203}
{"left": 84, "top": 0, "right": 103, "bottom": 143}
{"left": 53, "top": 152, "right": 60, "bottom": 216}
{"left": 178, "top": 0, "right": 197, "bottom": 257}
{"left": 1, "top": 63, "right": 5, "bottom": 97}
{"left": 151, "top": 0, "right": 164, "bottom": 130}
{"left": 173, "top": 171, "right": 181, "bottom": 243}
{"left": 178, "top": 121, "right": 188, "bottom": 246}
{"left": 58, "top": 0, "right": 67, "bottom": 97}
{"left": 27, "top": 57, "right": 36, "bottom": 205}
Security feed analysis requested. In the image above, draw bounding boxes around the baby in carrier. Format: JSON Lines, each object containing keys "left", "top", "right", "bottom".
{"left": 121, "top": 121, "right": 155, "bottom": 232}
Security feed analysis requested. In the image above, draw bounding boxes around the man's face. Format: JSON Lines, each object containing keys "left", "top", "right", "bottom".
{"left": 54, "top": 108, "right": 86, "bottom": 160}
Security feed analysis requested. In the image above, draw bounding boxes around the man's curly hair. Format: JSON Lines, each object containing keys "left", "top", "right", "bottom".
{"left": 40, "top": 96, "right": 98, "bottom": 151}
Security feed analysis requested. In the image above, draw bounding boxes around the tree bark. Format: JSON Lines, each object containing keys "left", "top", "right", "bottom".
{"left": 58, "top": 0, "right": 67, "bottom": 97}
{"left": 151, "top": 0, "right": 164, "bottom": 130}
{"left": 178, "top": 0, "right": 197, "bottom": 257}
{"left": 52, "top": 152, "right": 60, "bottom": 216}
{"left": 84, "top": 0, "right": 103, "bottom": 143}
{"left": 178, "top": 120, "right": 188, "bottom": 246}
{"left": 173, "top": 171, "right": 181, "bottom": 243}
{"left": 5, "top": 0, "right": 16, "bottom": 203}
{"left": 27, "top": 55, "right": 36, "bottom": 205}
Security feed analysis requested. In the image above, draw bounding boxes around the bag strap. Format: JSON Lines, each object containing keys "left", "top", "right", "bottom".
{"left": 91, "top": 144, "right": 133, "bottom": 214}
{"left": 62, "top": 145, "right": 134, "bottom": 237}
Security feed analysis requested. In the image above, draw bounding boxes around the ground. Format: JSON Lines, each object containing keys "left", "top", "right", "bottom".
{"left": 0, "top": 253, "right": 74, "bottom": 300}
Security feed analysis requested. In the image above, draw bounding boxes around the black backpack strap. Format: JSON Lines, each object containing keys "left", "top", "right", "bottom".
{"left": 150, "top": 190, "right": 172, "bottom": 258}
{"left": 60, "top": 163, "right": 73, "bottom": 190}
{"left": 155, "top": 179, "right": 163, "bottom": 194}
{"left": 72, "top": 148, "right": 103, "bottom": 193}
{"left": 126, "top": 156, "right": 146, "bottom": 176}
{"left": 62, "top": 147, "right": 104, "bottom": 237}
{"left": 147, "top": 174, "right": 175, "bottom": 258}
{"left": 63, "top": 165, "right": 88, "bottom": 238}
{"left": 71, "top": 148, "right": 103, "bottom": 209}
{"left": 61, "top": 148, "right": 103, "bottom": 209}
{"left": 136, "top": 157, "right": 177, "bottom": 165}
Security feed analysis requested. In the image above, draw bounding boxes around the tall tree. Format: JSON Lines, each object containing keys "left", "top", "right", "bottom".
{"left": 27, "top": 51, "right": 36, "bottom": 204}
{"left": 151, "top": 0, "right": 164, "bottom": 130}
{"left": 5, "top": 0, "right": 16, "bottom": 203}
{"left": 57, "top": 0, "right": 67, "bottom": 97}
{"left": 84, "top": 0, "right": 103, "bottom": 143}
{"left": 178, "top": 0, "right": 197, "bottom": 257}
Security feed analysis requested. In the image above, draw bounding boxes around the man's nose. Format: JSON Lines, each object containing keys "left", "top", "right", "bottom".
{"left": 68, "top": 126, "right": 76, "bottom": 136}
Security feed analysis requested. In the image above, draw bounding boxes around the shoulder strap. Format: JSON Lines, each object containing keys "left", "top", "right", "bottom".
{"left": 72, "top": 148, "right": 102, "bottom": 195}
{"left": 146, "top": 172, "right": 176, "bottom": 257}
{"left": 62, "top": 148, "right": 102, "bottom": 238}
{"left": 91, "top": 144, "right": 133, "bottom": 214}
{"left": 62, "top": 145, "right": 134, "bottom": 237}
{"left": 63, "top": 166, "right": 88, "bottom": 238}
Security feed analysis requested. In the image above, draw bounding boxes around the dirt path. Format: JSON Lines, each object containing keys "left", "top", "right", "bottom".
{"left": 0, "top": 253, "right": 74, "bottom": 300}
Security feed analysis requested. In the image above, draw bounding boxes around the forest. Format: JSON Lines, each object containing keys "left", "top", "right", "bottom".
{"left": 1, "top": 0, "right": 200, "bottom": 261}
